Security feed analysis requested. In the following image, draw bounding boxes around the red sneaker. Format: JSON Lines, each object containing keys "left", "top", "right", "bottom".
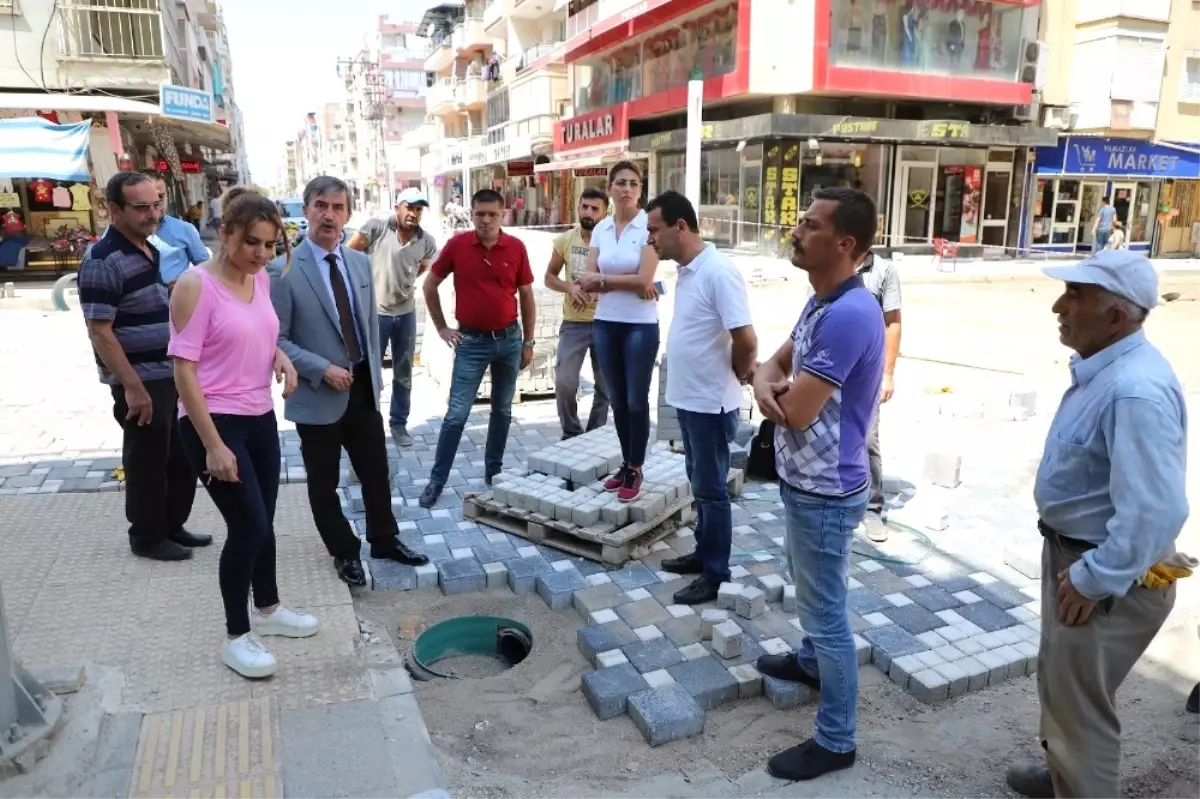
{"left": 604, "top": 465, "right": 629, "bottom": 492}
{"left": 618, "top": 469, "right": 643, "bottom": 503}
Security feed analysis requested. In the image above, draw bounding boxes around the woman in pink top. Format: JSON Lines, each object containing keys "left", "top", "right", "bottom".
{"left": 169, "top": 188, "right": 314, "bottom": 680}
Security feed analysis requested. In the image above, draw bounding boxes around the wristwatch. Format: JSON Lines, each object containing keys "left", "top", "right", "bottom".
{"left": 523, "top": 340, "right": 536, "bottom": 349}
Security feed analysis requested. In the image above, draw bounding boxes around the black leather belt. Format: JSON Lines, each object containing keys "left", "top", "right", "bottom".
{"left": 1038, "top": 519, "right": 1097, "bottom": 553}
{"left": 459, "top": 321, "right": 519, "bottom": 339}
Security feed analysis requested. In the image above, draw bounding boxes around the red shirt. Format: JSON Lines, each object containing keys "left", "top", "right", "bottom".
{"left": 431, "top": 230, "right": 533, "bottom": 331}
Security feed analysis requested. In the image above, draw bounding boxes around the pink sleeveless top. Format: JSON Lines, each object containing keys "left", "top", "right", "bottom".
{"left": 168, "top": 267, "right": 279, "bottom": 417}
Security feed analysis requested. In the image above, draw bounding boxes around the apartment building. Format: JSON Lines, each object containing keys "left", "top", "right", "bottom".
{"left": 0, "top": 0, "right": 247, "bottom": 272}
{"left": 411, "top": 0, "right": 571, "bottom": 223}
{"left": 1029, "top": 0, "right": 1199, "bottom": 255}
{"left": 544, "top": 0, "right": 1058, "bottom": 254}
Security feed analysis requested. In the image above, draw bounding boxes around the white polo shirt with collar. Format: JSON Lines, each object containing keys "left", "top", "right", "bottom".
{"left": 591, "top": 209, "right": 657, "bottom": 325}
{"left": 665, "top": 243, "right": 753, "bottom": 414}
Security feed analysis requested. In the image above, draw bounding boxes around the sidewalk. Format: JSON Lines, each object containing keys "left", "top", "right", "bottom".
{"left": 0, "top": 488, "right": 446, "bottom": 798}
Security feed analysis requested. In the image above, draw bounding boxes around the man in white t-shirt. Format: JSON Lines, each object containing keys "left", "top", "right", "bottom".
{"left": 646, "top": 190, "right": 758, "bottom": 605}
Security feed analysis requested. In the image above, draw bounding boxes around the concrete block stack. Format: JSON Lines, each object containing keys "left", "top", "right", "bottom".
{"left": 656, "top": 355, "right": 756, "bottom": 445}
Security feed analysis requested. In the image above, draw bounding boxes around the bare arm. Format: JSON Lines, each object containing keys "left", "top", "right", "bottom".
{"left": 754, "top": 338, "right": 793, "bottom": 384}
{"left": 544, "top": 248, "right": 571, "bottom": 293}
{"left": 85, "top": 320, "right": 142, "bottom": 390}
{"left": 588, "top": 244, "right": 658, "bottom": 293}
{"left": 883, "top": 309, "right": 901, "bottom": 376}
{"left": 776, "top": 373, "right": 839, "bottom": 430}
{"left": 730, "top": 325, "right": 758, "bottom": 382}
{"left": 518, "top": 284, "right": 536, "bottom": 342}
{"left": 345, "top": 231, "right": 370, "bottom": 251}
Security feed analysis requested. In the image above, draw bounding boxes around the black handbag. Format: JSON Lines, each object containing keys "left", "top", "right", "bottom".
{"left": 746, "top": 419, "right": 778, "bottom": 481}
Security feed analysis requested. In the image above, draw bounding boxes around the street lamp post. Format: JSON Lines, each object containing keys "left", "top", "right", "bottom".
{"left": 685, "top": 67, "right": 704, "bottom": 210}
{"left": 0, "top": 580, "right": 62, "bottom": 770}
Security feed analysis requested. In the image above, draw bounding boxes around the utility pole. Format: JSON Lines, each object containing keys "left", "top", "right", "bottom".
{"left": 337, "top": 55, "right": 393, "bottom": 210}
{"left": 1, "top": 580, "right": 62, "bottom": 769}
{"left": 685, "top": 67, "right": 703, "bottom": 211}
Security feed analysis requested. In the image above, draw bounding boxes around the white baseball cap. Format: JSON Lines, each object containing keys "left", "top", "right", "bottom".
{"left": 1042, "top": 249, "right": 1160, "bottom": 310}
{"left": 396, "top": 188, "right": 429, "bottom": 208}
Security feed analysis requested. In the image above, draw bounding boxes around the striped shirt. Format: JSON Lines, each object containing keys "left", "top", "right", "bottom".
{"left": 78, "top": 226, "right": 172, "bottom": 385}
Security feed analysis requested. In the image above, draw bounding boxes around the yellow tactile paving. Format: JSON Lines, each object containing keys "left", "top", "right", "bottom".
{"left": 129, "top": 698, "right": 281, "bottom": 799}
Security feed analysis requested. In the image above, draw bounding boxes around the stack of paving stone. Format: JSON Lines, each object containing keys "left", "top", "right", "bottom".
{"left": 654, "top": 354, "right": 757, "bottom": 471}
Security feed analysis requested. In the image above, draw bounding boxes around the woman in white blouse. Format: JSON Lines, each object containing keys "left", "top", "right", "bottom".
{"left": 576, "top": 161, "right": 660, "bottom": 503}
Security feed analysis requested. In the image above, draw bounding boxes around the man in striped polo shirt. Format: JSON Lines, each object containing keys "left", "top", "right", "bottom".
{"left": 78, "top": 172, "right": 202, "bottom": 561}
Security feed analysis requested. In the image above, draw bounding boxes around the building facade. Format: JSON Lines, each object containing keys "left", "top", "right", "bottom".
{"left": 0, "top": 0, "right": 247, "bottom": 272}
{"left": 1027, "top": 0, "right": 1200, "bottom": 256}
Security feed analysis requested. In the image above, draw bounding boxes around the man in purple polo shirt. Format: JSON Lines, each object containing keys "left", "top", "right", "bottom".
{"left": 751, "top": 186, "right": 884, "bottom": 781}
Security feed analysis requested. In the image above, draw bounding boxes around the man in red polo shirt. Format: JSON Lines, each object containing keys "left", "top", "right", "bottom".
{"left": 419, "top": 188, "right": 537, "bottom": 507}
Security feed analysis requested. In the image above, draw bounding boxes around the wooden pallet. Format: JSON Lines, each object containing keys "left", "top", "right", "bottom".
{"left": 463, "top": 491, "right": 697, "bottom": 565}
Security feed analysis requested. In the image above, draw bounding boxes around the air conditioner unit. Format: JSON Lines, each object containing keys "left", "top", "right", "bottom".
{"left": 1041, "top": 106, "right": 1070, "bottom": 130}
{"left": 1019, "top": 40, "right": 1050, "bottom": 90}
{"left": 1012, "top": 104, "right": 1037, "bottom": 122}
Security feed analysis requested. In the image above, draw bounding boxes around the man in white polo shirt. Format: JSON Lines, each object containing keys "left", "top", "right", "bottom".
{"left": 646, "top": 190, "right": 758, "bottom": 605}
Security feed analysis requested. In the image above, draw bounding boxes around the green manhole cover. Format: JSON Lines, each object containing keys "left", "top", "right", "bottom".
{"left": 408, "top": 615, "right": 533, "bottom": 680}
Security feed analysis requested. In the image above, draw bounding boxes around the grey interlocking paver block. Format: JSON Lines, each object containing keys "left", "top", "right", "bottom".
{"left": 974, "top": 649, "right": 1010, "bottom": 685}
{"left": 370, "top": 560, "right": 416, "bottom": 591}
{"left": 728, "top": 664, "right": 764, "bottom": 698}
{"left": 975, "top": 582, "right": 1029, "bottom": 610}
{"left": 955, "top": 654, "right": 990, "bottom": 692}
{"left": 884, "top": 603, "right": 947, "bottom": 635}
{"left": 847, "top": 587, "right": 892, "bottom": 616}
{"left": 609, "top": 563, "right": 661, "bottom": 591}
{"left": 700, "top": 609, "right": 730, "bottom": 640}
{"left": 763, "top": 674, "right": 814, "bottom": 710}
{"left": 856, "top": 569, "right": 915, "bottom": 597}
{"left": 935, "top": 574, "right": 979, "bottom": 593}
{"left": 628, "top": 684, "right": 706, "bottom": 747}
{"left": 743, "top": 612, "right": 796, "bottom": 642}
{"left": 483, "top": 561, "right": 507, "bottom": 588}
{"left": 711, "top": 620, "right": 743, "bottom": 659}
{"left": 598, "top": 619, "right": 639, "bottom": 647}
{"left": 438, "top": 556, "right": 486, "bottom": 595}
{"left": 667, "top": 656, "right": 739, "bottom": 710}
{"left": 472, "top": 542, "right": 519, "bottom": 565}
{"left": 623, "top": 637, "right": 686, "bottom": 673}
{"left": 658, "top": 615, "right": 703, "bottom": 647}
{"left": 536, "top": 568, "right": 589, "bottom": 610}
{"left": 505, "top": 554, "right": 553, "bottom": 594}
{"left": 933, "top": 661, "right": 970, "bottom": 697}
{"left": 736, "top": 586, "right": 767, "bottom": 619}
{"left": 582, "top": 663, "right": 648, "bottom": 720}
{"left": 782, "top": 584, "right": 798, "bottom": 613}
{"left": 414, "top": 563, "right": 439, "bottom": 589}
{"left": 887, "top": 654, "right": 923, "bottom": 690}
{"left": 573, "top": 582, "right": 632, "bottom": 615}
{"left": 616, "top": 597, "right": 672, "bottom": 629}
{"left": 645, "top": 575, "right": 688, "bottom": 606}
{"left": 906, "top": 585, "right": 963, "bottom": 613}
{"left": 862, "top": 624, "right": 926, "bottom": 672}
{"left": 643, "top": 668, "right": 676, "bottom": 689}
{"left": 957, "top": 600, "right": 1019, "bottom": 633}
{"left": 717, "top": 581, "right": 743, "bottom": 609}
{"left": 579, "top": 625, "right": 623, "bottom": 667}
{"left": 909, "top": 668, "right": 950, "bottom": 704}
{"left": 678, "top": 643, "right": 709, "bottom": 661}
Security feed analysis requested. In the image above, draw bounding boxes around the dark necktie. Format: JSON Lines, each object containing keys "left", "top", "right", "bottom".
{"left": 324, "top": 253, "right": 362, "bottom": 364}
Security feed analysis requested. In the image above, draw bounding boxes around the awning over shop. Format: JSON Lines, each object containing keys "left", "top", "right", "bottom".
{"left": 0, "top": 117, "right": 91, "bottom": 181}
{"left": 1034, "top": 136, "right": 1200, "bottom": 179}
{"left": 534, "top": 146, "right": 648, "bottom": 172}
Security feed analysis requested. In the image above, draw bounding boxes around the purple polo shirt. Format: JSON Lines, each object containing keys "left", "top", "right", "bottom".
{"left": 774, "top": 275, "right": 884, "bottom": 497}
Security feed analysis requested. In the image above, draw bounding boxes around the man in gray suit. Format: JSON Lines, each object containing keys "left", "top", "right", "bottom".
{"left": 269, "top": 176, "right": 427, "bottom": 587}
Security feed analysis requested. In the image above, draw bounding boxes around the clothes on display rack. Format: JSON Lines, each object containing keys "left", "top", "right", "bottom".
{"left": 52, "top": 184, "right": 71, "bottom": 209}
{"left": 70, "top": 182, "right": 92, "bottom": 211}
{"left": 901, "top": 4, "right": 918, "bottom": 65}
{"left": 2, "top": 210, "right": 25, "bottom": 235}
{"left": 0, "top": 191, "right": 18, "bottom": 209}
{"left": 847, "top": 0, "right": 864, "bottom": 51}
{"left": 871, "top": 9, "right": 887, "bottom": 57}
{"left": 29, "top": 178, "right": 53, "bottom": 204}
{"left": 946, "top": 10, "right": 966, "bottom": 66}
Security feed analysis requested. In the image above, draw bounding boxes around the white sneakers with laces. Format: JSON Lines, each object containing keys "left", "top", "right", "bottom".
{"left": 223, "top": 606, "right": 320, "bottom": 679}
{"left": 222, "top": 633, "right": 278, "bottom": 679}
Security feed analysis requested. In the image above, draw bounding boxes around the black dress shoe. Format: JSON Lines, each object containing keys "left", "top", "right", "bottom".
{"left": 1006, "top": 761, "right": 1055, "bottom": 798}
{"left": 131, "top": 539, "right": 193, "bottom": 561}
{"left": 767, "top": 738, "right": 855, "bottom": 781}
{"left": 484, "top": 472, "right": 500, "bottom": 487}
{"left": 672, "top": 576, "right": 720, "bottom": 605}
{"left": 1187, "top": 683, "right": 1199, "bottom": 714}
{"left": 334, "top": 557, "right": 367, "bottom": 587}
{"left": 371, "top": 540, "right": 429, "bottom": 566}
{"left": 418, "top": 483, "right": 442, "bottom": 509}
{"left": 169, "top": 528, "right": 213, "bottom": 547}
{"left": 661, "top": 554, "right": 704, "bottom": 575}
{"left": 757, "top": 653, "right": 821, "bottom": 690}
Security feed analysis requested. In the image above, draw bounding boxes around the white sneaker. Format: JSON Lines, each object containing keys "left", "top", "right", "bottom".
{"left": 250, "top": 605, "right": 320, "bottom": 638}
{"left": 222, "top": 633, "right": 278, "bottom": 679}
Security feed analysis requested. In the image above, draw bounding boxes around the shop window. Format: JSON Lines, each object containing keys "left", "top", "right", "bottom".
{"left": 799, "top": 143, "right": 887, "bottom": 216}
{"left": 828, "top": 0, "right": 1024, "bottom": 80}
{"left": 699, "top": 148, "right": 740, "bottom": 245}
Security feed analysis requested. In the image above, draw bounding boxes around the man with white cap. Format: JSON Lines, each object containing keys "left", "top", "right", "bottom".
{"left": 1007, "top": 249, "right": 1189, "bottom": 799}
{"left": 348, "top": 187, "right": 437, "bottom": 448}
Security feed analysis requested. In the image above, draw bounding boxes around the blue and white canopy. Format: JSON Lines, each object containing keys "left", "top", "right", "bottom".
{"left": 0, "top": 117, "right": 92, "bottom": 182}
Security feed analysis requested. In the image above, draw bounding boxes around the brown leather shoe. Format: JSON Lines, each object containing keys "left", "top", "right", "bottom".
{"left": 1006, "top": 761, "right": 1054, "bottom": 798}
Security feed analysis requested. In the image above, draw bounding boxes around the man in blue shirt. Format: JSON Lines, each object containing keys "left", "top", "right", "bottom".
{"left": 144, "top": 171, "right": 209, "bottom": 284}
{"left": 1007, "top": 250, "right": 1188, "bottom": 799}
{"left": 751, "top": 187, "right": 884, "bottom": 782}
{"left": 1092, "top": 195, "right": 1118, "bottom": 251}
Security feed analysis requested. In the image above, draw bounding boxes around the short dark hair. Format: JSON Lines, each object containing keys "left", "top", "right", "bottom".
{"left": 471, "top": 188, "right": 504, "bottom": 207}
{"left": 303, "top": 175, "right": 353, "bottom": 209}
{"left": 140, "top": 169, "right": 165, "bottom": 182}
{"left": 106, "top": 172, "right": 152, "bottom": 208}
{"left": 645, "top": 190, "right": 699, "bottom": 233}
{"left": 580, "top": 187, "right": 609, "bottom": 207}
{"left": 608, "top": 160, "right": 642, "bottom": 185}
{"left": 1101, "top": 195, "right": 1111, "bottom": 203}
{"left": 811, "top": 186, "right": 877, "bottom": 255}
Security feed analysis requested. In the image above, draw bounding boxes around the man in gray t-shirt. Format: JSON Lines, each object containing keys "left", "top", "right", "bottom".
{"left": 347, "top": 188, "right": 437, "bottom": 447}
{"left": 1093, "top": 196, "right": 1117, "bottom": 251}
{"left": 856, "top": 251, "right": 902, "bottom": 542}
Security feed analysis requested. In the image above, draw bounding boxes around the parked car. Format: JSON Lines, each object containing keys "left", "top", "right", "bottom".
{"left": 274, "top": 197, "right": 306, "bottom": 255}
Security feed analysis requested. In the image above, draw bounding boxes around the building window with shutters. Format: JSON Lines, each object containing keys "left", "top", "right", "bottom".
{"left": 1181, "top": 53, "right": 1200, "bottom": 104}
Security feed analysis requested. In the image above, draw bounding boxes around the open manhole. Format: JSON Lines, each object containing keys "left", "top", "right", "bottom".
{"left": 407, "top": 616, "right": 533, "bottom": 680}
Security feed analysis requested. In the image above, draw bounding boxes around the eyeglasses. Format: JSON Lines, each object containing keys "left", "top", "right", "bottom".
{"left": 128, "top": 201, "right": 165, "bottom": 213}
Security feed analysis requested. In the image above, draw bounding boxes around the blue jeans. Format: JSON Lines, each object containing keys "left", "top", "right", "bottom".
{"left": 781, "top": 481, "right": 869, "bottom": 754}
{"left": 1095, "top": 228, "right": 1112, "bottom": 250}
{"left": 378, "top": 311, "right": 416, "bottom": 428}
{"left": 591, "top": 320, "right": 659, "bottom": 467}
{"left": 677, "top": 408, "right": 738, "bottom": 583}
{"left": 429, "top": 326, "right": 522, "bottom": 486}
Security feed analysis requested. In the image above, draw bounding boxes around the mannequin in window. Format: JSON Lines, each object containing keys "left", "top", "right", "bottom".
{"left": 900, "top": 2, "right": 918, "bottom": 66}
{"left": 916, "top": 11, "right": 932, "bottom": 70}
{"left": 871, "top": 0, "right": 888, "bottom": 62}
{"left": 974, "top": 8, "right": 992, "bottom": 71}
{"left": 946, "top": 8, "right": 966, "bottom": 69}
{"left": 847, "top": 0, "right": 864, "bottom": 53}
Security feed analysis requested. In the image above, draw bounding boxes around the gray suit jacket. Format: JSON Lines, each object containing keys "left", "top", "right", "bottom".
{"left": 268, "top": 240, "right": 382, "bottom": 425}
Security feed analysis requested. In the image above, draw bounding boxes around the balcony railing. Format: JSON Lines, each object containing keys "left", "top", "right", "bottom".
{"left": 516, "top": 41, "right": 563, "bottom": 72}
{"left": 58, "top": 0, "right": 164, "bottom": 61}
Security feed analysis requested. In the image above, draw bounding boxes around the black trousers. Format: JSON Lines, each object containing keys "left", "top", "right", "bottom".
{"left": 180, "top": 412, "right": 281, "bottom": 636}
{"left": 296, "top": 362, "right": 397, "bottom": 560}
{"left": 111, "top": 377, "right": 197, "bottom": 549}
